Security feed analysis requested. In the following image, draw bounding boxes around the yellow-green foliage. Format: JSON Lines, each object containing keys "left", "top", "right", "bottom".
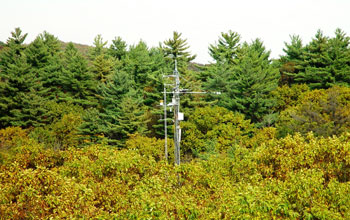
{"left": 30, "top": 112, "right": 83, "bottom": 149}
{"left": 1, "top": 129, "right": 350, "bottom": 219}
{"left": 0, "top": 127, "right": 32, "bottom": 164}
{"left": 245, "top": 126, "right": 276, "bottom": 148}
{"left": 254, "top": 132, "right": 350, "bottom": 219}
{"left": 271, "top": 84, "right": 309, "bottom": 112}
{"left": 277, "top": 86, "right": 350, "bottom": 137}
{"left": 42, "top": 100, "right": 84, "bottom": 125}
{"left": 256, "top": 132, "right": 350, "bottom": 182}
{"left": 50, "top": 113, "right": 83, "bottom": 149}
{"left": 182, "top": 106, "right": 255, "bottom": 155}
{"left": 126, "top": 133, "right": 174, "bottom": 162}
{"left": 0, "top": 127, "right": 29, "bottom": 150}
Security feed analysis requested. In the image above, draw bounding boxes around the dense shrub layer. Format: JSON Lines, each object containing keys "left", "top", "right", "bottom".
{"left": 1, "top": 130, "right": 350, "bottom": 219}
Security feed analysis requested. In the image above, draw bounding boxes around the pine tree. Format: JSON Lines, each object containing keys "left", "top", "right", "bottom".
{"left": 0, "top": 28, "right": 27, "bottom": 62}
{"left": 62, "top": 42, "right": 97, "bottom": 107}
{"left": 113, "top": 90, "right": 149, "bottom": 143}
{"left": 98, "top": 70, "right": 135, "bottom": 114}
{"left": 281, "top": 29, "right": 350, "bottom": 89}
{"left": 141, "top": 47, "right": 174, "bottom": 138}
{"left": 122, "top": 41, "right": 153, "bottom": 86}
{"left": 296, "top": 30, "right": 333, "bottom": 89}
{"left": 79, "top": 71, "right": 138, "bottom": 145}
{"left": 115, "top": 41, "right": 170, "bottom": 138}
{"left": 233, "top": 40, "right": 279, "bottom": 124}
{"left": 40, "top": 31, "right": 61, "bottom": 56}
{"left": 25, "top": 33, "right": 65, "bottom": 101}
{"left": 162, "top": 31, "right": 202, "bottom": 107}
{"left": 279, "top": 35, "right": 305, "bottom": 85}
{"left": 91, "top": 54, "right": 114, "bottom": 82}
{"left": 328, "top": 28, "right": 350, "bottom": 86}
{"left": 123, "top": 44, "right": 176, "bottom": 138}
{"left": 162, "top": 31, "right": 196, "bottom": 71}
{"left": 11, "top": 89, "right": 47, "bottom": 127}
{"left": 159, "top": 32, "right": 212, "bottom": 137}
{"left": 282, "top": 35, "right": 304, "bottom": 62}
{"left": 108, "top": 36, "right": 127, "bottom": 60}
{"left": 209, "top": 30, "right": 241, "bottom": 65}
{"left": 87, "top": 34, "right": 115, "bottom": 82}
{"left": 0, "top": 55, "right": 34, "bottom": 127}
{"left": 143, "top": 47, "right": 169, "bottom": 106}
{"left": 79, "top": 108, "right": 106, "bottom": 144}
{"left": 89, "top": 34, "right": 108, "bottom": 59}
{"left": 24, "top": 37, "right": 50, "bottom": 70}
{"left": 0, "top": 28, "right": 47, "bottom": 128}
{"left": 205, "top": 39, "right": 279, "bottom": 124}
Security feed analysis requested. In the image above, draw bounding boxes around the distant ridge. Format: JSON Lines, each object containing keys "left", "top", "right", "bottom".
{"left": 59, "top": 41, "right": 205, "bottom": 66}
{"left": 60, "top": 41, "right": 91, "bottom": 57}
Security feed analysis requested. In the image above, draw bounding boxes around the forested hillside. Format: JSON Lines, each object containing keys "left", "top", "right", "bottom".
{"left": 1, "top": 28, "right": 350, "bottom": 219}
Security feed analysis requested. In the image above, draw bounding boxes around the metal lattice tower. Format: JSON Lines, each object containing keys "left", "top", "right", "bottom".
{"left": 162, "top": 57, "right": 220, "bottom": 166}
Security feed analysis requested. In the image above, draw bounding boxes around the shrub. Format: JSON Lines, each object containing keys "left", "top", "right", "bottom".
{"left": 182, "top": 106, "right": 255, "bottom": 156}
{"left": 277, "top": 86, "right": 350, "bottom": 137}
{"left": 30, "top": 113, "right": 83, "bottom": 149}
{"left": 126, "top": 133, "right": 174, "bottom": 162}
{"left": 0, "top": 127, "right": 29, "bottom": 150}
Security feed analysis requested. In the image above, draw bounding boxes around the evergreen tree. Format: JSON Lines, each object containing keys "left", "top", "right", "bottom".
{"left": 281, "top": 29, "right": 350, "bottom": 89}
{"left": 11, "top": 90, "right": 47, "bottom": 127}
{"left": 117, "top": 41, "right": 171, "bottom": 138}
{"left": 142, "top": 47, "right": 169, "bottom": 106}
{"left": 162, "top": 31, "right": 202, "bottom": 106}
{"left": 295, "top": 30, "right": 333, "bottom": 89}
{"left": 89, "top": 35, "right": 114, "bottom": 82}
{"left": 89, "top": 34, "right": 108, "bottom": 58}
{"left": 25, "top": 37, "right": 51, "bottom": 70}
{"left": 123, "top": 41, "right": 153, "bottom": 86}
{"left": 143, "top": 47, "right": 174, "bottom": 138}
{"left": 282, "top": 35, "right": 304, "bottom": 62}
{"left": 79, "top": 108, "right": 106, "bottom": 144}
{"left": 162, "top": 31, "right": 196, "bottom": 71}
{"left": 160, "top": 32, "right": 211, "bottom": 136}
{"left": 62, "top": 42, "right": 97, "bottom": 107}
{"left": 91, "top": 54, "right": 114, "bottom": 82}
{"left": 209, "top": 30, "right": 241, "bottom": 65}
{"left": 0, "top": 28, "right": 47, "bottom": 128}
{"left": 108, "top": 36, "right": 127, "bottom": 60}
{"left": 113, "top": 90, "right": 149, "bottom": 144}
{"left": 39, "top": 31, "right": 61, "bottom": 56}
{"left": 0, "top": 55, "right": 34, "bottom": 128}
{"left": 25, "top": 32, "right": 65, "bottom": 101}
{"left": 205, "top": 38, "right": 279, "bottom": 124}
{"left": 328, "top": 28, "right": 350, "bottom": 86}
{"left": 279, "top": 35, "right": 304, "bottom": 85}
{"left": 0, "top": 28, "right": 27, "bottom": 61}
{"left": 79, "top": 71, "right": 138, "bottom": 145}
{"left": 98, "top": 70, "right": 135, "bottom": 110}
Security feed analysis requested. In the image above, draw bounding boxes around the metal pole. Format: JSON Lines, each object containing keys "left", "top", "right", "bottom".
{"left": 164, "top": 85, "right": 168, "bottom": 161}
{"left": 174, "top": 59, "right": 181, "bottom": 166}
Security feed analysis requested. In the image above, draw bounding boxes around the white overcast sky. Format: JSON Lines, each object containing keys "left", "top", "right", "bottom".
{"left": 1, "top": 0, "right": 349, "bottom": 63}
